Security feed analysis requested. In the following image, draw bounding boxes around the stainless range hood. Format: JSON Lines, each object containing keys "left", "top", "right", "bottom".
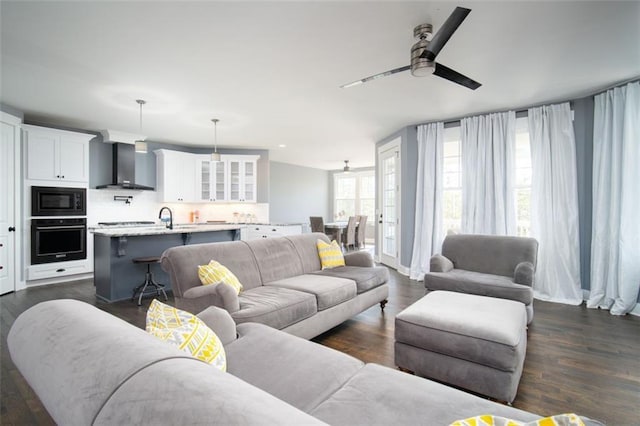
{"left": 97, "top": 130, "right": 154, "bottom": 190}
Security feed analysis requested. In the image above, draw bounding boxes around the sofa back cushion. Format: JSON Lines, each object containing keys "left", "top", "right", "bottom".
{"left": 442, "top": 234, "right": 538, "bottom": 278}
{"left": 286, "top": 233, "right": 331, "bottom": 273}
{"left": 161, "top": 241, "right": 263, "bottom": 296}
{"left": 245, "top": 237, "right": 305, "bottom": 283}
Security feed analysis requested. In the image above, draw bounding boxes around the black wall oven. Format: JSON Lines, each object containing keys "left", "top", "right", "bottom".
{"left": 31, "top": 218, "right": 87, "bottom": 264}
{"left": 32, "top": 186, "right": 86, "bottom": 216}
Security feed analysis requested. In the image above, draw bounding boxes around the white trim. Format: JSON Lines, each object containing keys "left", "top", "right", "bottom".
{"left": 377, "top": 138, "right": 401, "bottom": 269}
{"left": 397, "top": 264, "right": 411, "bottom": 277}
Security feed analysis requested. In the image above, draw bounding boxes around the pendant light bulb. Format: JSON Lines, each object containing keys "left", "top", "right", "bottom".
{"left": 135, "top": 99, "right": 148, "bottom": 154}
{"left": 211, "top": 118, "right": 221, "bottom": 161}
{"left": 343, "top": 160, "right": 351, "bottom": 173}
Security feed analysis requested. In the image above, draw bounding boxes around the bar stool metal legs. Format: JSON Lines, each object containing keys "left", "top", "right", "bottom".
{"left": 131, "top": 256, "right": 168, "bottom": 306}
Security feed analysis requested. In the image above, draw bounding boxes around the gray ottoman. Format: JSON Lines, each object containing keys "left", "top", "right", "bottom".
{"left": 394, "top": 291, "right": 527, "bottom": 403}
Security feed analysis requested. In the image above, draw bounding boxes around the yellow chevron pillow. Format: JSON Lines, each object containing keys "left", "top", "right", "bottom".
{"left": 146, "top": 299, "right": 226, "bottom": 371}
{"left": 450, "top": 413, "right": 585, "bottom": 426}
{"left": 198, "top": 260, "right": 243, "bottom": 295}
{"left": 317, "top": 239, "right": 345, "bottom": 269}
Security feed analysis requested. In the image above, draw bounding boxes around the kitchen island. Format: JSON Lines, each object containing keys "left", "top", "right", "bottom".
{"left": 92, "top": 224, "right": 242, "bottom": 302}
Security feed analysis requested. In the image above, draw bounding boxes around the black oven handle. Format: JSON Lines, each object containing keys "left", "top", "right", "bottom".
{"left": 36, "top": 225, "right": 86, "bottom": 230}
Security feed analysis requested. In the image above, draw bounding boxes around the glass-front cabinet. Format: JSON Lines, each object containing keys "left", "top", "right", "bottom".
{"left": 227, "top": 156, "right": 258, "bottom": 202}
{"left": 196, "top": 157, "right": 228, "bottom": 202}
{"left": 195, "top": 154, "right": 259, "bottom": 203}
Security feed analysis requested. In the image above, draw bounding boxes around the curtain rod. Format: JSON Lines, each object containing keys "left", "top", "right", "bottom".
{"left": 435, "top": 76, "right": 640, "bottom": 127}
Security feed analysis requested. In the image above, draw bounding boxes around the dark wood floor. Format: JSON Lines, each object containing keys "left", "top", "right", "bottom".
{"left": 2, "top": 270, "right": 639, "bottom": 425}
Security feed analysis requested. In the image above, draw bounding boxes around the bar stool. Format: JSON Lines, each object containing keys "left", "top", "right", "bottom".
{"left": 131, "top": 256, "right": 168, "bottom": 306}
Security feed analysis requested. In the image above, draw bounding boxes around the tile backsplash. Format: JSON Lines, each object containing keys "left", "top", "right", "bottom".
{"left": 87, "top": 189, "right": 269, "bottom": 226}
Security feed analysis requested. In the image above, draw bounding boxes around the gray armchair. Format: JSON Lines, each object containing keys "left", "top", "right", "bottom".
{"left": 425, "top": 234, "right": 538, "bottom": 324}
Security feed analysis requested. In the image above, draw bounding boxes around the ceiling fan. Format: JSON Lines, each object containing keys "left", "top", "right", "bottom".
{"left": 341, "top": 6, "right": 481, "bottom": 90}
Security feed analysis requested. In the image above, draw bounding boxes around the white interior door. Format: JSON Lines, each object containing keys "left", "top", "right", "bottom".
{"left": 378, "top": 140, "right": 401, "bottom": 268}
{"left": 0, "top": 114, "right": 19, "bottom": 295}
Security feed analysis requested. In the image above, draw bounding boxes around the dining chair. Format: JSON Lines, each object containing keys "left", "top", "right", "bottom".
{"left": 343, "top": 216, "right": 357, "bottom": 251}
{"left": 309, "top": 216, "right": 325, "bottom": 233}
{"left": 356, "top": 215, "right": 367, "bottom": 249}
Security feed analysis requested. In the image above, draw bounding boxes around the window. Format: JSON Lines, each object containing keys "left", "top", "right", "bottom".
{"left": 333, "top": 170, "right": 375, "bottom": 224}
{"left": 438, "top": 118, "right": 532, "bottom": 237}
{"left": 442, "top": 126, "right": 462, "bottom": 236}
{"left": 514, "top": 117, "right": 532, "bottom": 237}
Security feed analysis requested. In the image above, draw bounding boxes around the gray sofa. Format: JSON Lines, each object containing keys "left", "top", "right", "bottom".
{"left": 160, "top": 233, "right": 389, "bottom": 339}
{"left": 8, "top": 299, "right": 546, "bottom": 425}
{"left": 425, "top": 234, "right": 538, "bottom": 323}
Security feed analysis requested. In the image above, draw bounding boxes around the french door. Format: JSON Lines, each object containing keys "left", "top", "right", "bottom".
{"left": 377, "top": 139, "right": 401, "bottom": 268}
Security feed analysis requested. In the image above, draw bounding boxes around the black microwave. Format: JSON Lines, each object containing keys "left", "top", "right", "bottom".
{"left": 32, "top": 186, "right": 86, "bottom": 216}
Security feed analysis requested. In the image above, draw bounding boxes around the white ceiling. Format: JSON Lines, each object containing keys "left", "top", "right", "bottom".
{"left": 1, "top": 1, "right": 639, "bottom": 170}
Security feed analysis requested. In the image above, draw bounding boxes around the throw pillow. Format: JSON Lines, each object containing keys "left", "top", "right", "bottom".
{"left": 450, "top": 413, "right": 585, "bottom": 426}
{"left": 198, "top": 260, "right": 243, "bottom": 295}
{"left": 317, "top": 239, "right": 345, "bottom": 269}
{"left": 146, "top": 299, "right": 226, "bottom": 371}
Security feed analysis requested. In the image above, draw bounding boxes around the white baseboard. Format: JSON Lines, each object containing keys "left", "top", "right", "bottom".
{"left": 397, "top": 264, "right": 410, "bottom": 277}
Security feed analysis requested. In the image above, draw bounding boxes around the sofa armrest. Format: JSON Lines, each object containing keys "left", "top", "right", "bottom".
{"left": 344, "top": 251, "right": 374, "bottom": 267}
{"left": 183, "top": 284, "right": 240, "bottom": 314}
{"left": 430, "top": 254, "right": 454, "bottom": 272}
{"left": 514, "top": 261, "right": 535, "bottom": 286}
{"left": 196, "top": 306, "right": 238, "bottom": 345}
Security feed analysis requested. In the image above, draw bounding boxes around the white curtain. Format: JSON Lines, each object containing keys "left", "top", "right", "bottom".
{"left": 409, "top": 122, "right": 444, "bottom": 281}
{"left": 460, "top": 111, "right": 516, "bottom": 235}
{"left": 588, "top": 82, "right": 640, "bottom": 315}
{"left": 528, "top": 103, "right": 582, "bottom": 304}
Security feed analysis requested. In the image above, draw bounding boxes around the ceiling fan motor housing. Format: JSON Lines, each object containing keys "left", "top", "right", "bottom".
{"left": 411, "top": 26, "right": 435, "bottom": 77}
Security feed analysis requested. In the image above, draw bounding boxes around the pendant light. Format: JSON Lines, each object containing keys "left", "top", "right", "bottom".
{"left": 134, "top": 99, "right": 148, "bottom": 153}
{"left": 343, "top": 160, "right": 351, "bottom": 173}
{"left": 211, "top": 118, "right": 221, "bottom": 161}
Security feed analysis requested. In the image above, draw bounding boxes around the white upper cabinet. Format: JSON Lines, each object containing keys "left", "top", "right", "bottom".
{"left": 195, "top": 156, "right": 227, "bottom": 202}
{"left": 24, "top": 125, "right": 91, "bottom": 184}
{"left": 155, "top": 149, "right": 196, "bottom": 202}
{"left": 157, "top": 150, "right": 259, "bottom": 203}
{"left": 227, "top": 155, "right": 259, "bottom": 202}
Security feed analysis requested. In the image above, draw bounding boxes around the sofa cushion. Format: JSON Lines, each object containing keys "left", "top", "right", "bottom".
{"left": 227, "top": 323, "right": 364, "bottom": 413}
{"left": 146, "top": 300, "right": 227, "bottom": 371}
{"left": 286, "top": 233, "right": 330, "bottom": 273}
{"left": 245, "top": 237, "right": 305, "bottom": 283}
{"left": 441, "top": 234, "right": 538, "bottom": 278}
{"left": 232, "top": 286, "right": 317, "bottom": 330}
{"left": 161, "top": 240, "right": 263, "bottom": 295}
{"left": 198, "top": 260, "right": 243, "bottom": 294}
{"left": 314, "top": 266, "right": 389, "bottom": 294}
{"left": 395, "top": 291, "right": 527, "bottom": 371}
{"left": 425, "top": 269, "right": 534, "bottom": 305}
{"left": 310, "top": 364, "right": 540, "bottom": 426}
{"left": 265, "top": 274, "right": 357, "bottom": 311}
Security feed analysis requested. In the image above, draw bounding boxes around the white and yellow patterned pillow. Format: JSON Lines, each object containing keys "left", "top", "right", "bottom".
{"left": 198, "top": 260, "right": 243, "bottom": 295}
{"left": 146, "top": 299, "right": 226, "bottom": 371}
{"left": 317, "top": 239, "right": 345, "bottom": 269}
{"left": 450, "top": 413, "right": 585, "bottom": 426}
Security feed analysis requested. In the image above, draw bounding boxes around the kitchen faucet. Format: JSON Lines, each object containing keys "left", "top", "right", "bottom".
{"left": 158, "top": 206, "right": 173, "bottom": 230}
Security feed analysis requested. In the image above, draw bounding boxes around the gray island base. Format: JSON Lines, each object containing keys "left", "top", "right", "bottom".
{"left": 93, "top": 225, "right": 241, "bottom": 302}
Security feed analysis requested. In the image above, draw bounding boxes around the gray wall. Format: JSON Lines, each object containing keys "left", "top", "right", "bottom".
{"left": 269, "top": 161, "right": 330, "bottom": 224}
{"left": 89, "top": 137, "right": 270, "bottom": 203}
{"left": 0, "top": 103, "right": 24, "bottom": 119}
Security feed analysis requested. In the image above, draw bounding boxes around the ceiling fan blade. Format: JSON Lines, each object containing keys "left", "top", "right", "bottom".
{"left": 421, "top": 7, "right": 471, "bottom": 61}
{"left": 340, "top": 65, "right": 411, "bottom": 88}
{"left": 433, "top": 62, "right": 481, "bottom": 90}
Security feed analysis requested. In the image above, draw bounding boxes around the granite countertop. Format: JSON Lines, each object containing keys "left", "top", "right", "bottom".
{"left": 91, "top": 224, "right": 244, "bottom": 237}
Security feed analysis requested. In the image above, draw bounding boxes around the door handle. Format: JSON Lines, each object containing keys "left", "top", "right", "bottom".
{"left": 8, "top": 227, "right": 15, "bottom": 232}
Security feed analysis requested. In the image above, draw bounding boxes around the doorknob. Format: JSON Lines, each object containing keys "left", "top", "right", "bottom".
{"left": 8, "top": 226, "right": 15, "bottom": 232}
